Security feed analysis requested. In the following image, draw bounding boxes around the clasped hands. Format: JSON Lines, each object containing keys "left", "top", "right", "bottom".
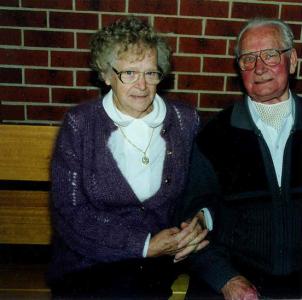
{"left": 147, "top": 212, "right": 209, "bottom": 262}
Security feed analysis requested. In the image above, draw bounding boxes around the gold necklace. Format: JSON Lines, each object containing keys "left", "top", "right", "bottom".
{"left": 118, "top": 125, "right": 154, "bottom": 165}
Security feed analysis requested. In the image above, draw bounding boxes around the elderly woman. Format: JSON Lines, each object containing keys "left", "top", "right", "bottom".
{"left": 48, "top": 16, "right": 211, "bottom": 299}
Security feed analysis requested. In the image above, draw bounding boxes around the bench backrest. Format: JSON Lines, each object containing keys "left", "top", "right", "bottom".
{"left": 0, "top": 124, "right": 59, "bottom": 244}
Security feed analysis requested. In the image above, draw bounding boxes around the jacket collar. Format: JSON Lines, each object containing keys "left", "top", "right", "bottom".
{"left": 231, "top": 92, "right": 302, "bottom": 131}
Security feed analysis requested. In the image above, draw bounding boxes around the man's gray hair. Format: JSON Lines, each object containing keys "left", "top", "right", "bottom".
{"left": 235, "top": 18, "right": 294, "bottom": 57}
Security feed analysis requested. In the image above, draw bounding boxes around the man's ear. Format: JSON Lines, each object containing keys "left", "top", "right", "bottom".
{"left": 289, "top": 48, "right": 298, "bottom": 75}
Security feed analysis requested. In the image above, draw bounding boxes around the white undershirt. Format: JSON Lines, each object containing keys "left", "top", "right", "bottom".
{"left": 247, "top": 93, "right": 294, "bottom": 186}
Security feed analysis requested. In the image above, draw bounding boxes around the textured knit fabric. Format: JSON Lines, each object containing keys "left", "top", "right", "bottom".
{"left": 48, "top": 97, "right": 200, "bottom": 282}
{"left": 252, "top": 98, "right": 291, "bottom": 131}
{"left": 188, "top": 94, "right": 302, "bottom": 293}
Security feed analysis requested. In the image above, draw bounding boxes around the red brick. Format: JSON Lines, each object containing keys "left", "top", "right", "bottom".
{"left": 0, "top": 9, "right": 46, "bottom": 27}
{"left": 0, "top": 68, "right": 21, "bottom": 83}
{"left": 200, "top": 93, "right": 242, "bottom": 109}
{"left": 154, "top": 17, "right": 202, "bottom": 35}
{"left": 232, "top": 3, "right": 278, "bottom": 19}
{"left": 101, "top": 14, "right": 128, "bottom": 28}
{"left": 51, "top": 51, "right": 90, "bottom": 68}
{"left": 203, "top": 57, "right": 236, "bottom": 74}
{"left": 229, "top": 40, "right": 236, "bottom": 56}
{"left": 76, "top": 71, "right": 99, "bottom": 87}
{"left": 294, "top": 43, "right": 302, "bottom": 60}
{"left": 171, "top": 55, "right": 200, "bottom": 72}
{"left": 52, "top": 88, "right": 99, "bottom": 104}
{"left": 1, "top": 105, "right": 25, "bottom": 121}
{"left": 129, "top": 0, "right": 177, "bottom": 15}
{"left": 162, "top": 91, "right": 198, "bottom": 107}
{"left": 77, "top": 33, "right": 93, "bottom": 49}
{"left": 0, "top": 29, "right": 21, "bottom": 45}
{"left": 179, "top": 38, "right": 226, "bottom": 55}
{"left": 0, "top": 0, "right": 19, "bottom": 7}
{"left": 25, "top": 69, "right": 73, "bottom": 86}
{"left": 289, "top": 24, "right": 302, "bottom": 41}
{"left": 0, "top": 49, "right": 48, "bottom": 66}
{"left": 226, "top": 76, "right": 244, "bottom": 92}
{"left": 27, "top": 105, "right": 69, "bottom": 122}
{"left": 0, "top": 86, "right": 49, "bottom": 102}
{"left": 22, "top": 0, "right": 72, "bottom": 9}
{"left": 180, "top": 0, "right": 229, "bottom": 18}
{"left": 178, "top": 74, "right": 224, "bottom": 91}
{"left": 24, "top": 30, "right": 74, "bottom": 48}
{"left": 282, "top": 6, "right": 302, "bottom": 22}
{"left": 205, "top": 20, "right": 244, "bottom": 37}
{"left": 50, "top": 12, "right": 98, "bottom": 30}
{"left": 76, "top": 0, "right": 125, "bottom": 12}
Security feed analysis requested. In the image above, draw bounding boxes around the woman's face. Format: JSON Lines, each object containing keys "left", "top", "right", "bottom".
{"left": 104, "top": 47, "right": 158, "bottom": 118}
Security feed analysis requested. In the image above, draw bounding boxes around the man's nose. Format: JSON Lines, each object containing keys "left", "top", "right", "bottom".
{"left": 254, "top": 56, "right": 267, "bottom": 74}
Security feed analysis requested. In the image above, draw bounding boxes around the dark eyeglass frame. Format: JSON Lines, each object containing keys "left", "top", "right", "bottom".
{"left": 111, "top": 66, "right": 163, "bottom": 85}
{"left": 237, "top": 48, "right": 292, "bottom": 71}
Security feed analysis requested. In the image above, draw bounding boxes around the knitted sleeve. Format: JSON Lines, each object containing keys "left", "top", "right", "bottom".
{"left": 51, "top": 111, "right": 148, "bottom": 263}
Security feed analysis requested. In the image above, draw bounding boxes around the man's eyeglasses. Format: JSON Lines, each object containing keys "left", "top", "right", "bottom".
{"left": 111, "top": 66, "right": 163, "bottom": 85}
{"left": 237, "top": 48, "right": 291, "bottom": 71}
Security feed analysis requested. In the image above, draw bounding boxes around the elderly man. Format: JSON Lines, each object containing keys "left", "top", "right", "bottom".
{"left": 185, "top": 18, "right": 302, "bottom": 300}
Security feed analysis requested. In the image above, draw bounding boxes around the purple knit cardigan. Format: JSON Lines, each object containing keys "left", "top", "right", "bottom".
{"left": 49, "top": 98, "right": 199, "bottom": 280}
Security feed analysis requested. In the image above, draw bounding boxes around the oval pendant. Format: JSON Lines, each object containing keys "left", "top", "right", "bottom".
{"left": 142, "top": 155, "right": 149, "bottom": 165}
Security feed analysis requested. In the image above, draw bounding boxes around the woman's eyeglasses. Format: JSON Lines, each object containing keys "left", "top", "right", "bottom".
{"left": 111, "top": 66, "right": 163, "bottom": 85}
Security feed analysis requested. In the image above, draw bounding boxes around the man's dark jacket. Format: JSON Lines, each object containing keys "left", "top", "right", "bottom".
{"left": 185, "top": 94, "right": 302, "bottom": 292}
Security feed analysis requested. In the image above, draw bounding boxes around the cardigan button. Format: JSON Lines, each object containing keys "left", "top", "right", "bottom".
{"left": 140, "top": 205, "right": 145, "bottom": 211}
{"left": 164, "top": 178, "right": 170, "bottom": 184}
{"left": 167, "top": 150, "right": 173, "bottom": 155}
{"left": 161, "top": 129, "right": 166, "bottom": 134}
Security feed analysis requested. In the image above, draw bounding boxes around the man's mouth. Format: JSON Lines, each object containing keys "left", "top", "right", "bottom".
{"left": 254, "top": 78, "right": 272, "bottom": 84}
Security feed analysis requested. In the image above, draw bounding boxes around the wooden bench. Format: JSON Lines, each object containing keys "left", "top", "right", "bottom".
{"left": 0, "top": 124, "right": 189, "bottom": 299}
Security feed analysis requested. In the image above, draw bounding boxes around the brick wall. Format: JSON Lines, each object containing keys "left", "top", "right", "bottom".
{"left": 1, "top": 0, "right": 302, "bottom": 124}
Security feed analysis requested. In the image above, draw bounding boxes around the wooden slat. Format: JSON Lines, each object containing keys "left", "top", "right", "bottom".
{"left": 0, "top": 190, "right": 51, "bottom": 244}
{"left": 0, "top": 190, "right": 49, "bottom": 207}
{"left": 0, "top": 125, "right": 59, "bottom": 181}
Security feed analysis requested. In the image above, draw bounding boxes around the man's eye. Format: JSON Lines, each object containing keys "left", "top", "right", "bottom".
{"left": 263, "top": 50, "right": 278, "bottom": 59}
{"left": 243, "top": 55, "right": 255, "bottom": 63}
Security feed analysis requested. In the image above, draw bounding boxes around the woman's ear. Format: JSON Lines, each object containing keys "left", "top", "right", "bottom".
{"left": 102, "top": 72, "right": 111, "bottom": 86}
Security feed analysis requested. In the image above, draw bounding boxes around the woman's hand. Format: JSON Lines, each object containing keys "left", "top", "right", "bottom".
{"left": 221, "top": 275, "right": 259, "bottom": 300}
{"left": 147, "top": 227, "right": 182, "bottom": 257}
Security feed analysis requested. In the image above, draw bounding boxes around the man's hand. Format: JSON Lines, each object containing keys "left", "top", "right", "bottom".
{"left": 174, "top": 214, "right": 209, "bottom": 262}
{"left": 221, "top": 275, "right": 259, "bottom": 300}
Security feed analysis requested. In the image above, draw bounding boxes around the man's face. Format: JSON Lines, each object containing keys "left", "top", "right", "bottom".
{"left": 239, "top": 25, "right": 297, "bottom": 104}
{"left": 105, "top": 48, "right": 158, "bottom": 118}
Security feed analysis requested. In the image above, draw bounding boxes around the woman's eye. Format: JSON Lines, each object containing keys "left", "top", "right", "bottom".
{"left": 124, "top": 71, "right": 135, "bottom": 76}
